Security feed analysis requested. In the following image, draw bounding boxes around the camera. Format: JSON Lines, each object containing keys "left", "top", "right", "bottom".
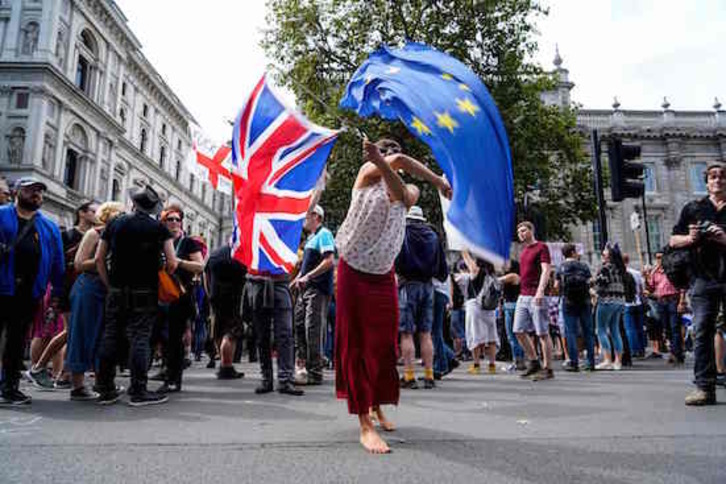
{"left": 696, "top": 220, "right": 713, "bottom": 236}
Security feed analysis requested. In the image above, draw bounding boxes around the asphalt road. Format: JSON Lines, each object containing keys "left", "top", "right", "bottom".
{"left": 1, "top": 359, "right": 724, "bottom": 484}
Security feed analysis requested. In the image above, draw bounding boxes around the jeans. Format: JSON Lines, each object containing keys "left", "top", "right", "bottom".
{"left": 432, "top": 291, "right": 454, "bottom": 375}
{"left": 96, "top": 288, "right": 157, "bottom": 394}
{"left": 246, "top": 278, "right": 295, "bottom": 384}
{"left": 0, "top": 294, "right": 38, "bottom": 393}
{"left": 690, "top": 278, "right": 726, "bottom": 392}
{"left": 295, "top": 287, "right": 330, "bottom": 381}
{"left": 562, "top": 302, "right": 595, "bottom": 367}
{"left": 624, "top": 304, "right": 646, "bottom": 355}
{"left": 596, "top": 302, "right": 624, "bottom": 356}
{"left": 655, "top": 298, "right": 682, "bottom": 360}
{"left": 503, "top": 302, "right": 524, "bottom": 360}
{"left": 398, "top": 281, "right": 434, "bottom": 333}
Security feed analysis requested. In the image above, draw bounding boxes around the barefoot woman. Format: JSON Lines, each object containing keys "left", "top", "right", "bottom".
{"left": 335, "top": 138, "right": 452, "bottom": 453}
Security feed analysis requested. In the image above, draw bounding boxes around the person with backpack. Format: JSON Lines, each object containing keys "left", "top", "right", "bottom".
{"left": 646, "top": 252, "right": 685, "bottom": 365}
{"left": 556, "top": 244, "right": 595, "bottom": 372}
{"left": 395, "top": 205, "right": 447, "bottom": 389}
{"left": 594, "top": 243, "right": 628, "bottom": 371}
{"left": 623, "top": 254, "right": 647, "bottom": 358}
{"left": 457, "top": 251, "right": 500, "bottom": 375}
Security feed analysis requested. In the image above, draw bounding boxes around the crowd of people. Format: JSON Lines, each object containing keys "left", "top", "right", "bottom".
{"left": 0, "top": 146, "right": 724, "bottom": 453}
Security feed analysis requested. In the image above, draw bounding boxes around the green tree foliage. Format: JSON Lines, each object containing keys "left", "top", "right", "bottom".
{"left": 262, "top": 0, "right": 596, "bottom": 240}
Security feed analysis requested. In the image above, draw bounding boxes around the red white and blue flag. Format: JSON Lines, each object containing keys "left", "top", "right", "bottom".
{"left": 230, "top": 75, "right": 338, "bottom": 275}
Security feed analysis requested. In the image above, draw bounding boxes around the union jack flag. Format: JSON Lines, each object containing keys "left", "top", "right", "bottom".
{"left": 230, "top": 75, "right": 338, "bottom": 275}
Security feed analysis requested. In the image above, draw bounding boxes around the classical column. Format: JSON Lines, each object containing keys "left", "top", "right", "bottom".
{"left": 106, "top": 140, "right": 117, "bottom": 200}
{"left": 53, "top": 104, "right": 67, "bottom": 180}
{"left": 27, "top": 87, "right": 47, "bottom": 169}
{"left": 1, "top": 0, "right": 22, "bottom": 59}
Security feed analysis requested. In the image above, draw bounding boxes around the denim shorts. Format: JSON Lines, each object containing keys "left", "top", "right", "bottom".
{"left": 398, "top": 281, "right": 434, "bottom": 334}
{"left": 513, "top": 295, "right": 550, "bottom": 336}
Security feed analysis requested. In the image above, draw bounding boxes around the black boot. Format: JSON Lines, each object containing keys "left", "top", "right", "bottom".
{"left": 255, "top": 380, "right": 273, "bottom": 394}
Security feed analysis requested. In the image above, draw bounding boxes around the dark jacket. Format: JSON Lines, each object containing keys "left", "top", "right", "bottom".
{"left": 395, "top": 220, "right": 447, "bottom": 283}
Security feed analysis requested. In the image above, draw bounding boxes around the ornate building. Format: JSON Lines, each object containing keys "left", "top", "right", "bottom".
{"left": 545, "top": 49, "right": 726, "bottom": 268}
{"left": 0, "top": 0, "right": 232, "bottom": 247}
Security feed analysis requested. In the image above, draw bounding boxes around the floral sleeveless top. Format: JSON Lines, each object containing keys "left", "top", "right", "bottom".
{"left": 335, "top": 179, "right": 406, "bottom": 275}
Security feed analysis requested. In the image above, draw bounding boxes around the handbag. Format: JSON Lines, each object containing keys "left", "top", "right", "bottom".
{"left": 661, "top": 245, "right": 693, "bottom": 290}
{"left": 158, "top": 270, "right": 185, "bottom": 304}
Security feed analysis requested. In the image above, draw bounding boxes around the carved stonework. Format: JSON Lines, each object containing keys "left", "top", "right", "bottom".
{"left": 6, "top": 127, "right": 25, "bottom": 164}
{"left": 21, "top": 22, "right": 39, "bottom": 55}
{"left": 42, "top": 132, "right": 55, "bottom": 170}
{"left": 55, "top": 29, "right": 67, "bottom": 67}
{"left": 664, "top": 138, "right": 682, "bottom": 168}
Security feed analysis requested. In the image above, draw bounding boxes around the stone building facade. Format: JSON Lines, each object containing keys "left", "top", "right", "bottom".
{"left": 0, "top": 0, "right": 232, "bottom": 247}
{"left": 546, "top": 50, "right": 726, "bottom": 269}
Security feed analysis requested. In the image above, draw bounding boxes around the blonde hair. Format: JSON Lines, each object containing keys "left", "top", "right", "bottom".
{"left": 96, "top": 201, "right": 124, "bottom": 225}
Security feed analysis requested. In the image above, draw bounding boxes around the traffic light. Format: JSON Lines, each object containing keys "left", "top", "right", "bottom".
{"left": 608, "top": 138, "right": 644, "bottom": 202}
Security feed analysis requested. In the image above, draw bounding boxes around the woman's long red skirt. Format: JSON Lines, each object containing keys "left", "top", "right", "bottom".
{"left": 335, "top": 258, "right": 400, "bottom": 415}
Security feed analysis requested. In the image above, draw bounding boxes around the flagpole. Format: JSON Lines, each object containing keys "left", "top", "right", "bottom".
{"left": 268, "top": 63, "right": 368, "bottom": 140}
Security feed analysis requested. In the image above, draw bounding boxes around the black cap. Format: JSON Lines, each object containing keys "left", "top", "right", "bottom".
{"left": 13, "top": 177, "right": 47, "bottom": 192}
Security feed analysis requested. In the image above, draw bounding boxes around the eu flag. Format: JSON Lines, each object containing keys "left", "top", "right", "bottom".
{"left": 340, "top": 42, "right": 514, "bottom": 264}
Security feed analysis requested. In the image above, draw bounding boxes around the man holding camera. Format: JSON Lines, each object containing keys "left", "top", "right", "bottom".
{"left": 0, "top": 178, "right": 64, "bottom": 405}
{"left": 670, "top": 161, "right": 726, "bottom": 406}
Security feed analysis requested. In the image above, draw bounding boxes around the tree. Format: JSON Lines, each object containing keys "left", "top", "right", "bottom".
{"left": 262, "top": 0, "right": 596, "bottom": 241}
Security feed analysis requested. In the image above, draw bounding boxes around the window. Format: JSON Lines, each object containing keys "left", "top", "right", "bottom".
{"left": 142, "top": 104, "right": 149, "bottom": 118}
{"left": 175, "top": 159, "right": 181, "bottom": 181}
{"left": 592, "top": 220, "right": 602, "bottom": 254}
{"left": 177, "top": 139, "right": 182, "bottom": 151}
{"left": 15, "top": 91, "right": 29, "bottom": 110}
{"left": 121, "top": 82, "right": 127, "bottom": 97}
{"left": 159, "top": 145, "right": 166, "bottom": 167}
{"left": 140, "top": 128, "right": 147, "bottom": 153}
{"left": 161, "top": 123, "right": 167, "bottom": 136}
{"left": 64, "top": 149, "right": 79, "bottom": 189}
{"left": 646, "top": 216, "right": 662, "bottom": 252}
{"left": 75, "top": 56, "right": 89, "bottom": 92}
{"left": 690, "top": 162, "right": 708, "bottom": 194}
{"left": 112, "top": 179, "right": 120, "bottom": 201}
{"left": 643, "top": 163, "right": 656, "bottom": 193}
{"left": 201, "top": 183, "right": 206, "bottom": 202}
{"left": 119, "top": 107, "right": 126, "bottom": 126}
{"left": 189, "top": 174, "right": 196, "bottom": 193}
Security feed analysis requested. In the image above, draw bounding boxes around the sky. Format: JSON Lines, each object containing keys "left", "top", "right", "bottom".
{"left": 117, "top": 0, "right": 726, "bottom": 143}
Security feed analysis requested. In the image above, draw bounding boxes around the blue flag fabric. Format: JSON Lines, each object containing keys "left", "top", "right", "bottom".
{"left": 340, "top": 42, "right": 514, "bottom": 264}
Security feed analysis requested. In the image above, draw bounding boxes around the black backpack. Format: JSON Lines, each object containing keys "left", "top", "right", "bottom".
{"left": 561, "top": 262, "right": 590, "bottom": 306}
{"left": 661, "top": 245, "right": 693, "bottom": 290}
{"left": 623, "top": 270, "right": 637, "bottom": 304}
{"left": 476, "top": 273, "right": 502, "bottom": 311}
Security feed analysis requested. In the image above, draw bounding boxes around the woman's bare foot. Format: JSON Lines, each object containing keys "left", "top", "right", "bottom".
{"left": 371, "top": 406, "right": 396, "bottom": 432}
{"left": 359, "top": 414, "right": 391, "bottom": 454}
{"left": 360, "top": 426, "right": 391, "bottom": 454}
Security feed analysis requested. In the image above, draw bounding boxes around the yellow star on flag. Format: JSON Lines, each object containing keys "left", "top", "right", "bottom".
{"left": 456, "top": 98, "right": 479, "bottom": 117}
{"left": 435, "top": 111, "right": 459, "bottom": 134}
{"left": 441, "top": 73, "right": 454, "bottom": 81}
{"left": 410, "top": 117, "right": 432, "bottom": 136}
{"left": 459, "top": 83, "right": 471, "bottom": 92}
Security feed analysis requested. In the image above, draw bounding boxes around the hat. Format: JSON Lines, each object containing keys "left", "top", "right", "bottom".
{"left": 705, "top": 161, "right": 726, "bottom": 173}
{"left": 129, "top": 184, "right": 162, "bottom": 214}
{"left": 406, "top": 205, "right": 426, "bottom": 222}
{"left": 13, "top": 177, "right": 47, "bottom": 192}
{"left": 312, "top": 204, "right": 324, "bottom": 219}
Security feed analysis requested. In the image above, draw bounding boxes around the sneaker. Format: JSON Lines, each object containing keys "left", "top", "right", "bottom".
{"left": 217, "top": 367, "right": 245, "bottom": 380}
{"left": 206, "top": 360, "right": 216, "bottom": 369}
{"left": 400, "top": 378, "right": 419, "bottom": 389}
{"left": 423, "top": 378, "right": 436, "bottom": 389}
{"left": 25, "top": 368, "right": 55, "bottom": 391}
{"left": 255, "top": 381, "right": 274, "bottom": 394}
{"left": 53, "top": 379, "right": 71, "bottom": 390}
{"left": 612, "top": 361, "right": 623, "bottom": 371}
{"left": 0, "top": 389, "right": 32, "bottom": 405}
{"left": 595, "top": 361, "right": 613, "bottom": 371}
{"left": 97, "top": 389, "right": 123, "bottom": 406}
{"left": 128, "top": 390, "right": 169, "bottom": 407}
{"left": 530, "top": 368, "right": 554, "bottom": 381}
{"left": 685, "top": 389, "right": 716, "bottom": 406}
{"left": 156, "top": 382, "right": 182, "bottom": 394}
{"left": 467, "top": 364, "right": 481, "bottom": 375}
{"left": 448, "top": 359, "right": 461, "bottom": 371}
{"left": 514, "top": 359, "right": 527, "bottom": 371}
{"left": 70, "top": 387, "right": 99, "bottom": 401}
{"left": 716, "top": 373, "right": 726, "bottom": 388}
{"left": 562, "top": 361, "right": 580, "bottom": 372}
{"left": 487, "top": 363, "right": 497, "bottom": 375}
{"left": 519, "top": 360, "right": 541, "bottom": 378}
{"left": 278, "top": 381, "right": 304, "bottom": 396}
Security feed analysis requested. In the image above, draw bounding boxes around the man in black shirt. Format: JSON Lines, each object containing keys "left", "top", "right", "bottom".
{"left": 205, "top": 243, "right": 247, "bottom": 379}
{"left": 671, "top": 162, "right": 726, "bottom": 406}
{"left": 94, "top": 185, "right": 178, "bottom": 407}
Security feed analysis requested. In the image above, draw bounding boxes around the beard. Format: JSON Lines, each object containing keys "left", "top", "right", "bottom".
{"left": 17, "top": 196, "right": 42, "bottom": 212}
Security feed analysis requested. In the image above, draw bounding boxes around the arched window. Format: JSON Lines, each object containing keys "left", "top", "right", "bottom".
{"left": 112, "top": 179, "right": 120, "bottom": 201}
{"left": 140, "top": 128, "right": 147, "bottom": 154}
{"left": 75, "top": 29, "right": 98, "bottom": 97}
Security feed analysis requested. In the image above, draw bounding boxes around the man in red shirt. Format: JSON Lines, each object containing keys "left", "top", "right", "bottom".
{"left": 513, "top": 221, "right": 555, "bottom": 380}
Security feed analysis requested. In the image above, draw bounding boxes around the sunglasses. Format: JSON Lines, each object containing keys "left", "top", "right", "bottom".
{"left": 165, "top": 217, "right": 181, "bottom": 223}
